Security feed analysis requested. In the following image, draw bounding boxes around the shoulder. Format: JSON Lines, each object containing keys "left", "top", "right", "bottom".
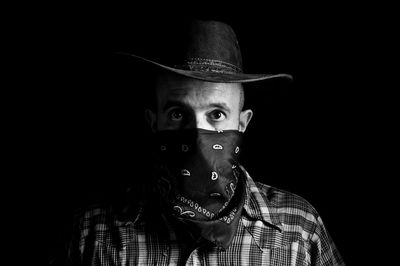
{"left": 72, "top": 204, "right": 121, "bottom": 238}
{"left": 255, "top": 182, "right": 317, "bottom": 212}
{"left": 254, "top": 181, "right": 321, "bottom": 229}
{"left": 74, "top": 203, "right": 114, "bottom": 222}
{"left": 248, "top": 183, "right": 344, "bottom": 264}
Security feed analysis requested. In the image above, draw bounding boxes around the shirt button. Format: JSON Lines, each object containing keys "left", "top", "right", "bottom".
{"left": 162, "top": 248, "right": 168, "bottom": 256}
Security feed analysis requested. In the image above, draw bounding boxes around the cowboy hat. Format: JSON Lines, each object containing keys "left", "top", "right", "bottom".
{"left": 118, "top": 20, "right": 292, "bottom": 83}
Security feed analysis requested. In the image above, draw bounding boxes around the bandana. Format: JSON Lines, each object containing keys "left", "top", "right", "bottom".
{"left": 154, "top": 129, "right": 245, "bottom": 248}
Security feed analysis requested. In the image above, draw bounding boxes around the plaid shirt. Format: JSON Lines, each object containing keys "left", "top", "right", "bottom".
{"left": 68, "top": 167, "right": 344, "bottom": 265}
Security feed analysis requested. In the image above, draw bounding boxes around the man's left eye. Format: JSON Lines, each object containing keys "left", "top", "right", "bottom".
{"left": 209, "top": 110, "right": 226, "bottom": 121}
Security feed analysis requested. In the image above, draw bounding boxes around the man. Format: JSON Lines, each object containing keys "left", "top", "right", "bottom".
{"left": 66, "top": 20, "right": 344, "bottom": 265}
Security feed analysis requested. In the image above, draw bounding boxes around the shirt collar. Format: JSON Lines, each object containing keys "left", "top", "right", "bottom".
{"left": 121, "top": 166, "right": 283, "bottom": 232}
{"left": 240, "top": 165, "right": 283, "bottom": 232}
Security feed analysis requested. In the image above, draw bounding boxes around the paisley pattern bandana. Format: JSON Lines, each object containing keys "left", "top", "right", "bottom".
{"left": 154, "top": 129, "right": 245, "bottom": 248}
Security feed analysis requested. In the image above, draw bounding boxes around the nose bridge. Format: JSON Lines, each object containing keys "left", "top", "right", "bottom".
{"left": 185, "top": 109, "right": 208, "bottom": 129}
{"left": 194, "top": 112, "right": 207, "bottom": 129}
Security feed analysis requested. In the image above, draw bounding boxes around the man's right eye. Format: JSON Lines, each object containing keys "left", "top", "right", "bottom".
{"left": 169, "top": 110, "right": 184, "bottom": 121}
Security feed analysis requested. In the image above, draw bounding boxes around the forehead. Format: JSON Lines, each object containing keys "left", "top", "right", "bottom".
{"left": 155, "top": 73, "right": 242, "bottom": 107}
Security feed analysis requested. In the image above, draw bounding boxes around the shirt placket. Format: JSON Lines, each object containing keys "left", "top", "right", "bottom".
{"left": 185, "top": 248, "right": 202, "bottom": 266}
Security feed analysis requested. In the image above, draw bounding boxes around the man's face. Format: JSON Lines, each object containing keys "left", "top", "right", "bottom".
{"left": 146, "top": 73, "right": 253, "bottom": 132}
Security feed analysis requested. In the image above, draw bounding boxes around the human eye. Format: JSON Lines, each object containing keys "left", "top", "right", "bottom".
{"left": 208, "top": 110, "right": 226, "bottom": 122}
{"left": 168, "top": 109, "right": 184, "bottom": 121}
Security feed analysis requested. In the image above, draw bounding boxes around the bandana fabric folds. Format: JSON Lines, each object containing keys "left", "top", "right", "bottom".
{"left": 154, "top": 129, "right": 245, "bottom": 248}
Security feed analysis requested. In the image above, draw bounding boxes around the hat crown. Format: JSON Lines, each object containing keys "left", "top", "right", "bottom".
{"left": 179, "top": 20, "right": 243, "bottom": 72}
{"left": 159, "top": 20, "right": 243, "bottom": 74}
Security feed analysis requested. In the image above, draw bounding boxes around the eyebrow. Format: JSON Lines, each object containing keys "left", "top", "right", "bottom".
{"left": 162, "top": 100, "right": 186, "bottom": 112}
{"left": 162, "top": 100, "right": 231, "bottom": 114}
{"left": 208, "top": 102, "right": 231, "bottom": 113}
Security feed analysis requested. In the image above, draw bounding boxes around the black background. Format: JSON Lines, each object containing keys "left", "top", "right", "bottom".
{"left": 14, "top": 3, "right": 393, "bottom": 265}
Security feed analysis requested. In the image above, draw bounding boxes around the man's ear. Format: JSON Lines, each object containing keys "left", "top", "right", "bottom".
{"left": 145, "top": 109, "right": 157, "bottom": 133}
{"left": 239, "top": 109, "right": 253, "bottom": 132}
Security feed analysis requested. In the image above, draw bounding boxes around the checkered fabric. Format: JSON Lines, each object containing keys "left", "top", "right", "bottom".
{"left": 67, "top": 166, "right": 344, "bottom": 265}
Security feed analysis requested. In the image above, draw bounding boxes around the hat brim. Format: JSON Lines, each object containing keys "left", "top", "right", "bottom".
{"left": 121, "top": 53, "right": 293, "bottom": 83}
